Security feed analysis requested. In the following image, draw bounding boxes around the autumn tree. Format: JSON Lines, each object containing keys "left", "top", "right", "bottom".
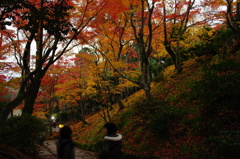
{"left": 54, "top": 55, "right": 92, "bottom": 124}
{"left": 161, "top": 0, "right": 200, "bottom": 72}
{"left": 197, "top": 0, "right": 239, "bottom": 52}
{"left": 127, "top": 0, "right": 157, "bottom": 101}
{"left": 39, "top": 73, "right": 59, "bottom": 117}
{"left": 86, "top": 0, "right": 156, "bottom": 102}
{"left": 72, "top": 50, "right": 116, "bottom": 123}
{"left": 91, "top": 11, "right": 134, "bottom": 110}
{"left": 0, "top": 0, "right": 102, "bottom": 139}
{"left": 76, "top": 0, "right": 141, "bottom": 110}
{"left": 38, "top": 65, "right": 61, "bottom": 119}
{"left": 225, "top": 0, "right": 240, "bottom": 51}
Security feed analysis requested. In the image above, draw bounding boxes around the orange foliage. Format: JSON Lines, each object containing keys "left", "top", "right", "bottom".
{"left": 68, "top": 56, "right": 210, "bottom": 158}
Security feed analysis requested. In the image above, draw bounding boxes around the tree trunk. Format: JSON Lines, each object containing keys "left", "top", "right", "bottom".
{"left": 140, "top": 57, "right": 152, "bottom": 102}
{"left": 80, "top": 99, "right": 87, "bottom": 125}
{"left": 22, "top": 70, "right": 46, "bottom": 114}
{"left": 22, "top": 79, "right": 42, "bottom": 114}
{"left": 165, "top": 45, "right": 182, "bottom": 72}
{"left": 142, "top": 82, "right": 151, "bottom": 102}
{"left": 165, "top": 43, "right": 177, "bottom": 68}
{"left": 175, "top": 41, "right": 182, "bottom": 72}
{"left": 112, "top": 73, "right": 125, "bottom": 111}
{"left": 115, "top": 94, "right": 125, "bottom": 111}
{"left": 226, "top": 0, "right": 240, "bottom": 52}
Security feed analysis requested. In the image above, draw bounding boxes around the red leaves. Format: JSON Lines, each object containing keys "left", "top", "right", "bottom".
{"left": 102, "top": 0, "right": 129, "bottom": 20}
{"left": 128, "top": 62, "right": 139, "bottom": 70}
{"left": 191, "top": 10, "right": 201, "bottom": 16}
{"left": 165, "top": 13, "right": 177, "bottom": 19}
{"left": 129, "top": 51, "right": 138, "bottom": 58}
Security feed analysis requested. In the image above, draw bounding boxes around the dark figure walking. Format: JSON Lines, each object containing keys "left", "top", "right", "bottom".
{"left": 99, "top": 122, "right": 122, "bottom": 159}
{"left": 56, "top": 126, "right": 75, "bottom": 159}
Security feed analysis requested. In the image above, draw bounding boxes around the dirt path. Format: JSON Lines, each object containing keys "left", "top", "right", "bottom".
{"left": 38, "top": 140, "right": 98, "bottom": 159}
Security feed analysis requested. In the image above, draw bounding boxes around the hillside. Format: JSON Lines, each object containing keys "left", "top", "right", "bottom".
{"left": 70, "top": 53, "right": 240, "bottom": 159}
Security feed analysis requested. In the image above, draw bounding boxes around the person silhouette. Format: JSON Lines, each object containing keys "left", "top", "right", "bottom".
{"left": 56, "top": 126, "right": 75, "bottom": 159}
{"left": 99, "top": 122, "right": 122, "bottom": 159}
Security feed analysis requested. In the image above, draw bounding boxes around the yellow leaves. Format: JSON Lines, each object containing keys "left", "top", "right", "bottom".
{"left": 126, "top": 70, "right": 140, "bottom": 78}
{"left": 117, "top": 80, "right": 138, "bottom": 89}
{"left": 110, "top": 60, "right": 129, "bottom": 69}
{"left": 207, "top": 30, "right": 214, "bottom": 37}
{"left": 85, "top": 87, "right": 97, "bottom": 95}
{"left": 152, "top": 48, "right": 168, "bottom": 58}
{"left": 86, "top": 79, "right": 96, "bottom": 87}
{"left": 163, "top": 65, "right": 175, "bottom": 79}
{"left": 33, "top": 111, "right": 47, "bottom": 120}
{"left": 76, "top": 53, "right": 97, "bottom": 63}
{"left": 183, "top": 26, "right": 214, "bottom": 49}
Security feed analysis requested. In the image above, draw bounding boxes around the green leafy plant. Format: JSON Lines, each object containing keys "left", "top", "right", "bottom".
{"left": 2, "top": 114, "right": 48, "bottom": 155}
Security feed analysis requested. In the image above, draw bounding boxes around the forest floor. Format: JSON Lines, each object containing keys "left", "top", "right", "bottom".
{"left": 38, "top": 140, "right": 98, "bottom": 159}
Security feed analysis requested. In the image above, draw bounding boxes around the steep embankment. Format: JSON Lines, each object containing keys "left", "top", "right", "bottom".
{"left": 71, "top": 53, "right": 240, "bottom": 159}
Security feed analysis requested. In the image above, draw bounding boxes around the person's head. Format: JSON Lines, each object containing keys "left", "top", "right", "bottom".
{"left": 103, "top": 122, "right": 117, "bottom": 135}
{"left": 60, "top": 126, "right": 72, "bottom": 139}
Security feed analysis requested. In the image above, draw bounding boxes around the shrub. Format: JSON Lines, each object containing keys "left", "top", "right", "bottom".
{"left": 183, "top": 28, "right": 235, "bottom": 58}
{"left": 2, "top": 114, "right": 48, "bottom": 155}
{"left": 191, "top": 58, "right": 240, "bottom": 122}
{"left": 189, "top": 57, "right": 240, "bottom": 158}
{"left": 0, "top": 144, "right": 31, "bottom": 159}
{"left": 204, "top": 130, "right": 240, "bottom": 159}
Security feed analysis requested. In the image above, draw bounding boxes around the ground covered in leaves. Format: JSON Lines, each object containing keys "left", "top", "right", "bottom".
{"left": 70, "top": 53, "right": 240, "bottom": 158}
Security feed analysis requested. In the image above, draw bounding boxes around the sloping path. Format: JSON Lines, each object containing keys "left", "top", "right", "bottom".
{"left": 38, "top": 140, "right": 98, "bottom": 159}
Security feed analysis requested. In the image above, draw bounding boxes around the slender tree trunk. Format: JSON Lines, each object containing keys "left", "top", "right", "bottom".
{"left": 99, "top": 106, "right": 108, "bottom": 123}
{"left": 113, "top": 74, "right": 125, "bottom": 111}
{"left": 175, "top": 41, "right": 182, "bottom": 72}
{"left": 165, "top": 43, "right": 182, "bottom": 72}
{"left": 115, "top": 94, "right": 125, "bottom": 111}
{"left": 129, "top": 0, "right": 154, "bottom": 103}
{"left": 164, "top": 41, "right": 182, "bottom": 72}
{"left": 80, "top": 99, "right": 87, "bottom": 125}
{"left": 106, "top": 105, "right": 111, "bottom": 122}
{"left": 142, "top": 83, "right": 151, "bottom": 102}
{"left": 140, "top": 57, "right": 152, "bottom": 102}
{"left": 163, "top": 1, "right": 178, "bottom": 71}
{"left": 48, "top": 116, "right": 53, "bottom": 136}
